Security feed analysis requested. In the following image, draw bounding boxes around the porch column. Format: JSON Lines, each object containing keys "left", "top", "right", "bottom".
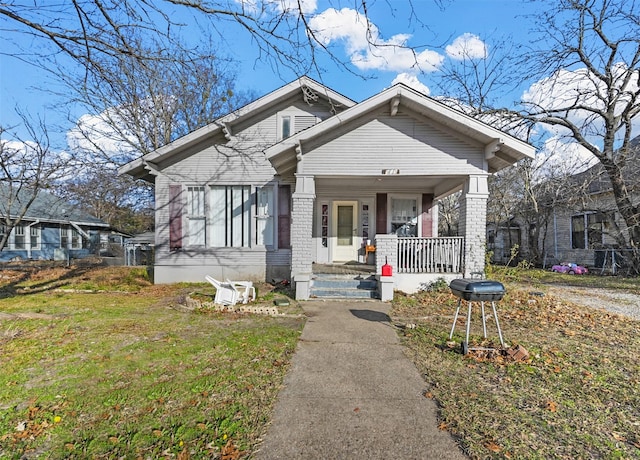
{"left": 459, "top": 175, "right": 489, "bottom": 278}
{"left": 291, "top": 174, "right": 315, "bottom": 300}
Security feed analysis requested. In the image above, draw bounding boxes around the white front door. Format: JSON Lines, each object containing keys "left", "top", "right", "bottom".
{"left": 332, "top": 201, "right": 358, "bottom": 262}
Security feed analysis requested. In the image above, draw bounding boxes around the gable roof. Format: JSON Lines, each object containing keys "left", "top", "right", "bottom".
{"left": 265, "top": 83, "right": 536, "bottom": 175}
{"left": 0, "top": 184, "right": 109, "bottom": 227}
{"left": 119, "top": 76, "right": 356, "bottom": 182}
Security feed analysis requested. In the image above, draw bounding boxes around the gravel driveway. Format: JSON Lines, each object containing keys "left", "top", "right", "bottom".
{"left": 545, "top": 285, "right": 640, "bottom": 321}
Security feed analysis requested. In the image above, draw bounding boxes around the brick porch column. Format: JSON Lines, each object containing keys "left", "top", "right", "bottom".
{"left": 291, "top": 174, "right": 315, "bottom": 300}
{"left": 459, "top": 175, "right": 489, "bottom": 278}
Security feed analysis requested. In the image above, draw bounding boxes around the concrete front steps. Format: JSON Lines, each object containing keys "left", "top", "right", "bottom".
{"left": 310, "top": 273, "right": 379, "bottom": 299}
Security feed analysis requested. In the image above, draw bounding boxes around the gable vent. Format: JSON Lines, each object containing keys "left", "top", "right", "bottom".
{"left": 294, "top": 116, "right": 318, "bottom": 134}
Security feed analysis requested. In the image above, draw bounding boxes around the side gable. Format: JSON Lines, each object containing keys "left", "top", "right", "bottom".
{"left": 119, "top": 76, "right": 356, "bottom": 182}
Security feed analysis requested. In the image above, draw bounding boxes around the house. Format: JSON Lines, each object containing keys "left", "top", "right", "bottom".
{"left": 0, "top": 185, "right": 110, "bottom": 262}
{"left": 544, "top": 163, "right": 638, "bottom": 272}
{"left": 119, "top": 77, "right": 535, "bottom": 299}
{"left": 489, "top": 139, "right": 640, "bottom": 272}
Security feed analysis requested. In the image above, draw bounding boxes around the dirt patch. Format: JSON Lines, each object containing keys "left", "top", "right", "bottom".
{"left": 544, "top": 285, "right": 640, "bottom": 321}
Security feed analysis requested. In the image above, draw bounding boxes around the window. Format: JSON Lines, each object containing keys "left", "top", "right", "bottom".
{"left": 391, "top": 197, "right": 417, "bottom": 236}
{"left": 210, "top": 185, "right": 251, "bottom": 247}
{"left": 571, "top": 212, "right": 604, "bottom": 249}
{"left": 60, "top": 226, "right": 83, "bottom": 249}
{"left": 256, "top": 186, "right": 274, "bottom": 247}
{"left": 279, "top": 113, "right": 319, "bottom": 140}
{"left": 60, "top": 226, "right": 68, "bottom": 249}
{"left": 282, "top": 116, "right": 291, "bottom": 139}
{"left": 71, "top": 228, "right": 81, "bottom": 249}
{"left": 187, "top": 186, "right": 206, "bottom": 246}
{"left": 14, "top": 225, "right": 25, "bottom": 249}
{"left": 30, "top": 225, "right": 40, "bottom": 249}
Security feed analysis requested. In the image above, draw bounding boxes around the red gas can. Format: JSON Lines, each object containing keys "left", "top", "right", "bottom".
{"left": 381, "top": 259, "right": 393, "bottom": 277}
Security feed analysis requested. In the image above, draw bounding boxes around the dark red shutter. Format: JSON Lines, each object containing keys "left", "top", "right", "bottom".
{"left": 421, "top": 193, "right": 434, "bottom": 237}
{"left": 169, "top": 185, "right": 183, "bottom": 251}
{"left": 278, "top": 185, "right": 291, "bottom": 249}
{"left": 376, "top": 193, "right": 387, "bottom": 235}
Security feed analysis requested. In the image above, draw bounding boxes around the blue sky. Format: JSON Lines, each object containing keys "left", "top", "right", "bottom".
{"left": 0, "top": 0, "right": 565, "bottom": 154}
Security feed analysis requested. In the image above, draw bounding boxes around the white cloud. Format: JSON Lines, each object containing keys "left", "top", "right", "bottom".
{"left": 534, "top": 136, "right": 598, "bottom": 177}
{"left": 522, "top": 64, "right": 640, "bottom": 148}
{"left": 309, "top": 8, "right": 444, "bottom": 72}
{"left": 67, "top": 111, "right": 137, "bottom": 165}
{"left": 391, "top": 73, "right": 430, "bottom": 95}
{"left": 445, "top": 33, "right": 488, "bottom": 60}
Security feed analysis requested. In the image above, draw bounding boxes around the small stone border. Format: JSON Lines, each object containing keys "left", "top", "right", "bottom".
{"left": 184, "top": 293, "right": 280, "bottom": 316}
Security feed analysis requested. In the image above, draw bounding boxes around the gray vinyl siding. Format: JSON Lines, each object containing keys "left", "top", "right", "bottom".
{"left": 301, "top": 114, "right": 485, "bottom": 176}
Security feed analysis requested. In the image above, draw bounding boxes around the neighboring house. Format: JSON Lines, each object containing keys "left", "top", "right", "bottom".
{"left": 120, "top": 77, "right": 534, "bottom": 299}
{"left": 490, "top": 140, "right": 640, "bottom": 271}
{"left": 0, "top": 185, "right": 110, "bottom": 262}
{"left": 542, "top": 159, "right": 639, "bottom": 271}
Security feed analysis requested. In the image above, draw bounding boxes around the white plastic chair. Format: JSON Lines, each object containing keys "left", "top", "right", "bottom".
{"left": 205, "top": 275, "right": 255, "bottom": 305}
{"left": 226, "top": 279, "right": 256, "bottom": 304}
{"left": 205, "top": 276, "right": 240, "bottom": 306}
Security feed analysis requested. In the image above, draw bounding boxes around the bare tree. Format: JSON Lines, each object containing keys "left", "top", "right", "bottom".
{"left": 516, "top": 0, "right": 640, "bottom": 262}
{"left": 55, "top": 166, "right": 154, "bottom": 234}
{"left": 63, "top": 34, "right": 253, "bottom": 165}
{"left": 1, "top": 1, "right": 425, "bottom": 85}
{"left": 0, "top": 116, "right": 76, "bottom": 251}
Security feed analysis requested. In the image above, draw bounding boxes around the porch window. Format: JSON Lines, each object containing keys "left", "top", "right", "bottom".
{"left": 571, "top": 212, "right": 604, "bottom": 249}
{"left": 187, "top": 186, "right": 206, "bottom": 246}
{"left": 210, "top": 185, "right": 251, "bottom": 247}
{"left": 14, "top": 225, "right": 25, "bottom": 249}
{"left": 391, "top": 198, "right": 417, "bottom": 236}
{"left": 256, "top": 186, "right": 274, "bottom": 247}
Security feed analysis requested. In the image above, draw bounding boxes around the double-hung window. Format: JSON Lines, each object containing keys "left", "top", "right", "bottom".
{"left": 210, "top": 185, "right": 251, "bottom": 247}
{"left": 30, "top": 225, "right": 40, "bottom": 249}
{"left": 187, "top": 186, "right": 206, "bottom": 246}
{"left": 256, "top": 186, "right": 274, "bottom": 247}
{"left": 60, "top": 226, "right": 83, "bottom": 249}
{"left": 571, "top": 212, "right": 604, "bottom": 249}
{"left": 14, "top": 225, "right": 25, "bottom": 249}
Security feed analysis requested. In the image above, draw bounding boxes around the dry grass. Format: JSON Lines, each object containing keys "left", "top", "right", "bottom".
{"left": 392, "top": 278, "right": 640, "bottom": 459}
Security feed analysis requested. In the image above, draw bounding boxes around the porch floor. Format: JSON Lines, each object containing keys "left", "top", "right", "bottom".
{"left": 312, "top": 262, "right": 376, "bottom": 275}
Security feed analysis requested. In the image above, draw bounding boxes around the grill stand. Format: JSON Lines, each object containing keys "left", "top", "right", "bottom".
{"left": 449, "top": 298, "right": 505, "bottom": 354}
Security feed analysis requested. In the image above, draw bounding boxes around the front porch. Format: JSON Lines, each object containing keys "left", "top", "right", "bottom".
{"left": 309, "top": 235, "right": 465, "bottom": 299}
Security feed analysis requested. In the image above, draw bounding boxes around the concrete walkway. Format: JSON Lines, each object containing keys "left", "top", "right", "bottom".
{"left": 254, "top": 300, "right": 468, "bottom": 459}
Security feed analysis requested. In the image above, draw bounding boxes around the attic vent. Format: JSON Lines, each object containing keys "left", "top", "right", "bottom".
{"left": 294, "top": 116, "right": 318, "bottom": 133}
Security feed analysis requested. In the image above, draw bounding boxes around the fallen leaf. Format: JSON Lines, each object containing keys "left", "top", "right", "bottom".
{"left": 485, "top": 441, "right": 501, "bottom": 452}
{"left": 546, "top": 400, "right": 557, "bottom": 412}
{"left": 612, "top": 432, "right": 627, "bottom": 442}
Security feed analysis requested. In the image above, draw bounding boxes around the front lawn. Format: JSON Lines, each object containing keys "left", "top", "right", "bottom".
{"left": 393, "top": 269, "right": 640, "bottom": 459}
{"left": 0, "top": 265, "right": 304, "bottom": 459}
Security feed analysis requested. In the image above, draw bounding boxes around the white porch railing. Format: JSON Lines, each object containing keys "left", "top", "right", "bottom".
{"left": 397, "top": 237, "right": 464, "bottom": 273}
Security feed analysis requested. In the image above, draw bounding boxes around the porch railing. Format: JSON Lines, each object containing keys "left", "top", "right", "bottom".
{"left": 397, "top": 237, "right": 464, "bottom": 273}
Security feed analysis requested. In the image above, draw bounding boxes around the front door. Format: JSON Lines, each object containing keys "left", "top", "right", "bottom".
{"left": 332, "top": 201, "right": 358, "bottom": 262}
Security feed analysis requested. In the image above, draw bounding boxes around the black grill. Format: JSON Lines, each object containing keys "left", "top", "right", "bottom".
{"left": 448, "top": 279, "right": 506, "bottom": 354}
{"left": 449, "top": 279, "right": 505, "bottom": 301}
